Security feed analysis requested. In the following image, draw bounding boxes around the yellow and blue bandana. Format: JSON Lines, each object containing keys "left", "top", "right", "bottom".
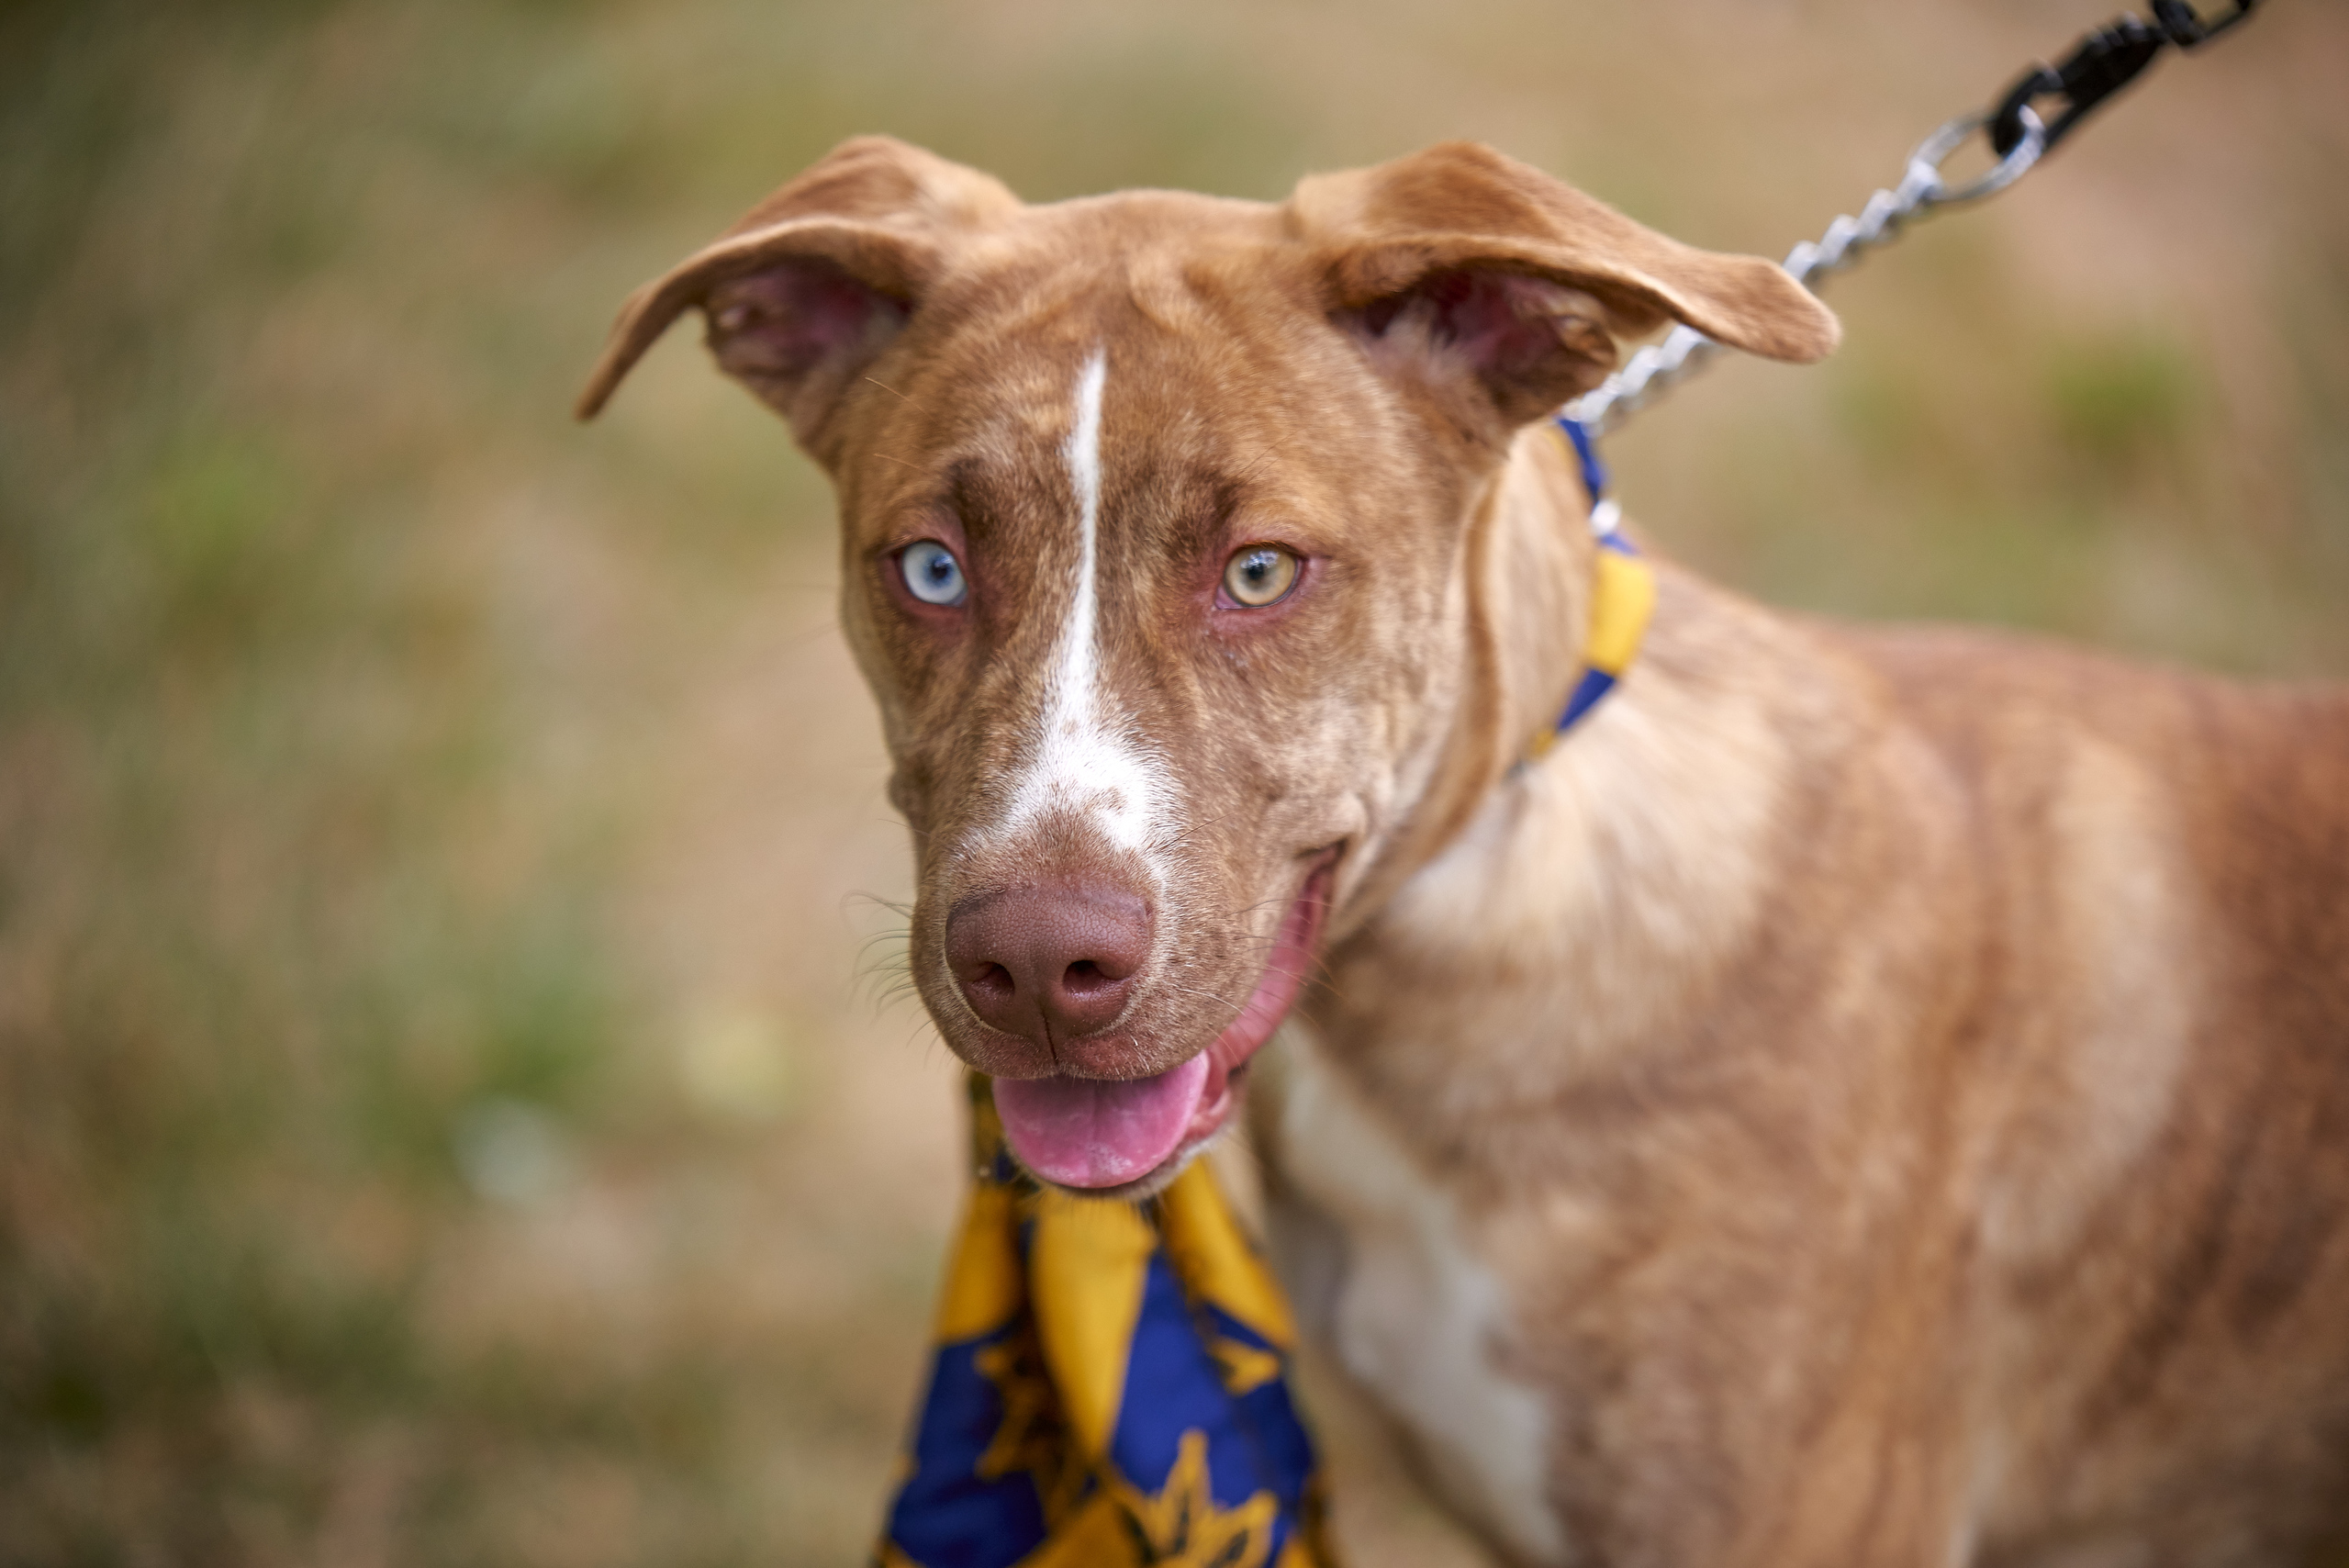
{"left": 876, "top": 1075, "right": 1337, "bottom": 1568}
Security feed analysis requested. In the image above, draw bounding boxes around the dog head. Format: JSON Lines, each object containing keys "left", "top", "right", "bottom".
{"left": 581, "top": 136, "right": 1835, "bottom": 1194}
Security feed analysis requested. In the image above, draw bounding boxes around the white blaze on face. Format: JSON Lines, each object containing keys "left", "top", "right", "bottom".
{"left": 992, "top": 348, "right": 1174, "bottom": 872}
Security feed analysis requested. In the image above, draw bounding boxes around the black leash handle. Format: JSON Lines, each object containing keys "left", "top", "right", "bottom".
{"left": 1990, "top": 0, "right": 2262, "bottom": 157}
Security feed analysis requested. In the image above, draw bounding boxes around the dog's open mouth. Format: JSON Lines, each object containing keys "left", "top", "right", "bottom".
{"left": 990, "top": 861, "right": 1332, "bottom": 1191}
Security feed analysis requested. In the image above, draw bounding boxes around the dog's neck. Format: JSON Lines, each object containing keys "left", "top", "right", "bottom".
{"left": 1316, "top": 424, "right": 1844, "bottom": 1147}
{"left": 1333, "top": 424, "right": 1604, "bottom": 924}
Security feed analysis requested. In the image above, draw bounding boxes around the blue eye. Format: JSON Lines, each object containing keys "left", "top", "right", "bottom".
{"left": 900, "top": 540, "right": 967, "bottom": 606}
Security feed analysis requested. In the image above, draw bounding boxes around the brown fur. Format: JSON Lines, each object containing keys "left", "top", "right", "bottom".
{"left": 583, "top": 136, "right": 2349, "bottom": 1565}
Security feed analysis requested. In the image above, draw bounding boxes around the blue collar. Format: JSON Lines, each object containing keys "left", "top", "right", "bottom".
{"left": 1524, "top": 416, "right": 1656, "bottom": 761}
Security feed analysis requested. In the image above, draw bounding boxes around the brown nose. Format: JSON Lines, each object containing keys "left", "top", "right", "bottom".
{"left": 945, "top": 883, "right": 1153, "bottom": 1048}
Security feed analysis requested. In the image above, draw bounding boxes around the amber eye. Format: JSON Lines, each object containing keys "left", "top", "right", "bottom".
{"left": 1221, "top": 544, "right": 1300, "bottom": 608}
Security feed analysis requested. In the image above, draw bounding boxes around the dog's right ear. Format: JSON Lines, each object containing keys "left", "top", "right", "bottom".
{"left": 574, "top": 136, "right": 1018, "bottom": 459}
{"left": 1293, "top": 141, "right": 1838, "bottom": 435}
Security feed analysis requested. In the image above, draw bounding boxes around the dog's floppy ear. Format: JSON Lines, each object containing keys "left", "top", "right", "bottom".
{"left": 1293, "top": 141, "right": 1839, "bottom": 430}
{"left": 574, "top": 136, "right": 1019, "bottom": 454}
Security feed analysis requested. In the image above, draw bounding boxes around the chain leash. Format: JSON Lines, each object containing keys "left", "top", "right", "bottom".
{"left": 1564, "top": 0, "right": 2263, "bottom": 439}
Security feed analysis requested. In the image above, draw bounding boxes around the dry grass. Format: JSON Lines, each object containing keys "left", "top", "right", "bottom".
{"left": 2, "top": 0, "right": 2343, "bottom": 1562}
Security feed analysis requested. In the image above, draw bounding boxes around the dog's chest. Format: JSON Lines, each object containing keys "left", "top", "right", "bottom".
{"left": 1268, "top": 1027, "right": 1570, "bottom": 1567}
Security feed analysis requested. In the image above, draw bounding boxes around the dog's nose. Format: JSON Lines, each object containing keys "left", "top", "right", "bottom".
{"left": 945, "top": 883, "right": 1153, "bottom": 1048}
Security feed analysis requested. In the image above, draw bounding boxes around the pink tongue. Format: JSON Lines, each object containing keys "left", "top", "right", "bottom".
{"left": 992, "top": 1053, "right": 1211, "bottom": 1189}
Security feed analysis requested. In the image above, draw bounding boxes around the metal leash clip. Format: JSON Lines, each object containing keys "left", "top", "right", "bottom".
{"left": 1904, "top": 107, "right": 2046, "bottom": 207}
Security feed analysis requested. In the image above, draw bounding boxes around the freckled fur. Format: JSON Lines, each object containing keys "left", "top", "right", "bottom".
{"left": 586, "top": 135, "right": 2349, "bottom": 1567}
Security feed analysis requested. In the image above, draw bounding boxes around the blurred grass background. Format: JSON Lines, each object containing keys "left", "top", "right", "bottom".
{"left": 0, "top": 0, "right": 2342, "bottom": 1562}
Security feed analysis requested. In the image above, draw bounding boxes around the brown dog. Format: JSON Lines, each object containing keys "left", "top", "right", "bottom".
{"left": 581, "top": 136, "right": 2349, "bottom": 1566}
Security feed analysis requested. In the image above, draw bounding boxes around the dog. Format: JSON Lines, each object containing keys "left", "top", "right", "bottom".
{"left": 580, "top": 135, "right": 2349, "bottom": 1566}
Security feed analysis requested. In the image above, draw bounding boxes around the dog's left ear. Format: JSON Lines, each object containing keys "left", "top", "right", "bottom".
{"left": 1294, "top": 141, "right": 1839, "bottom": 430}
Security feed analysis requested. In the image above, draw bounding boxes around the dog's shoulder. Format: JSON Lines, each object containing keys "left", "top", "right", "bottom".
{"left": 1823, "top": 617, "right": 2349, "bottom": 1022}
{"left": 1820, "top": 620, "right": 2349, "bottom": 801}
